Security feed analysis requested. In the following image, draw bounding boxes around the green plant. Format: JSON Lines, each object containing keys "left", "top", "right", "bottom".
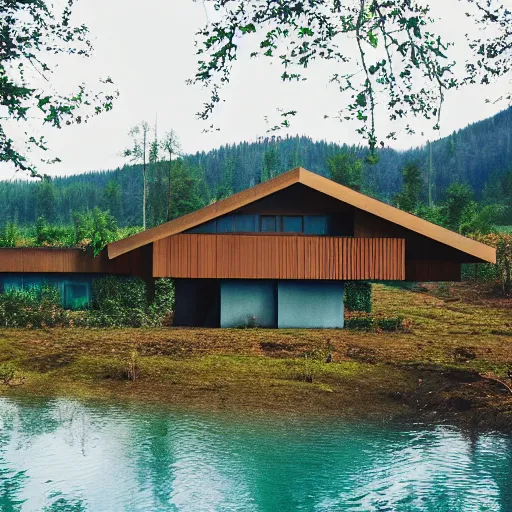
{"left": 0, "top": 222, "right": 19, "bottom": 247}
{"left": 345, "top": 316, "right": 375, "bottom": 330}
{"left": 295, "top": 354, "right": 313, "bottom": 383}
{"left": 377, "top": 316, "right": 404, "bottom": 332}
{"left": 73, "top": 208, "right": 119, "bottom": 256}
{"left": 0, "top": 284, "right": 70, "bottom": 328}
{"left": 345, "top": 282, "right": 372, "bottom": 313}
{"left": 83, "top": 276, "right": 174, "bottom": 328}
{"left": 0, "top": 363, "right": 18, "bottom": 385}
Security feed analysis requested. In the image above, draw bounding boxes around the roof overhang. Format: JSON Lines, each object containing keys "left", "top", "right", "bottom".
{"left": 107, "top": 167, "right": 496, "bottom": 264}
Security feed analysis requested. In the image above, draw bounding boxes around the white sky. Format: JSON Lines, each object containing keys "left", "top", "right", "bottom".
{"left": 0, "top": 0, "right": 510, "bottom": 181}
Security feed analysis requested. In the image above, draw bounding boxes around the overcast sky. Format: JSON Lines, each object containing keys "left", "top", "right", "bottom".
{"left": 1, "top": 0, "right": 510, "bottom": 181}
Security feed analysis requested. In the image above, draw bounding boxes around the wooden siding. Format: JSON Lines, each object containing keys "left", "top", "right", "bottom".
{"left": 153, "top": 235, "right": 405, "bottom": 280}
{"left": 0, "top": 246, "right": 152, "bottom": 278}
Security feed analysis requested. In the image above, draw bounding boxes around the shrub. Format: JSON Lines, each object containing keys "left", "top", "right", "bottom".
{"left": 467, "top": 233, "right": 512, "bottom": 296}
{"left": 0, "top": 285, "right": 70, "bottom": 328}
{"left": 344, "top": 316, "right": 375, "bottom": 330}
{"left": 377, "top": 316, "right": 404, "bottom": 331}
{"left": 148, "top": 279, "right": 175, "bottom": 325}
{"left": 345, "top": 282, "right": 372, "bottom": 312}
{"left": 83, "top": 276, "right": 174, "bottom": 328}
{"left": 345, "top": 315, "right": 405, "bottom": 332}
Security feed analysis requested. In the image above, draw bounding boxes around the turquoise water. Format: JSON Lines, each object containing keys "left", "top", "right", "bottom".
{"left": 1, "top": 398, "right": 511, "bottom": 511}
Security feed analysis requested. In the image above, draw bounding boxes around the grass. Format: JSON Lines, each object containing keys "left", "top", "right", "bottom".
{"left": 0, "top": 281, "right": 511, "bottom": 429}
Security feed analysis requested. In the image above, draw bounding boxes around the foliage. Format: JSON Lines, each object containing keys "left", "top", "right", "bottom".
{"left": 161, "top": 130, "right": 182, "bottom": 221}
{"left": 84, "top": 276, "right": 174, "bottom": 328}
{"left": 469, "top": 233, "right": 512, "bottom": 296}
{"left": 345, "top": 282, "right": 372, "bottom": 313}
{"left": 35, "top": 217, "right": 74, "bottom": 247}
{"left": 149, "top": 279, "right": 175, "bottom": 325}
{"left": 345, "top": 315, "right": 404, "bottom": 331}
{"left": 169, "top": 160, "right": 206, "bottom": 219}
{"left": 443, "top": 183, "right": 475, "bottom": 231}
{"left": 191, "top": 0, "right": 510, "bottom": 152}
{"left": 0, "top": 362, "right": 18, "bottom": 385}
{"left": 0, "top": 284, "right": 70, "bottom": 328}
{"left": 394, "top": 162, "right": 423, "bottom": 213}
{"left": 3, "top": 105, "right": 512, "bottom": 228}
{"left": 72, "top": 208, "right": 119, "bottom": 255}
{"left": 345, "top": 316, "right": 375, "bottom": 330}
{"left": 1, "top": 0, "right": 117, "bottom": 175}
{"left": 327, "top": 151, "right": 363, "bottom": 191}
{"left": 0, "top": 222, "right": 18, "bottom": 248}
{"left": 377, "top": 316, "right": 405, "bottom": 332}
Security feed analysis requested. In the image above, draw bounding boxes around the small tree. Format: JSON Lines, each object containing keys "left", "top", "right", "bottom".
{"left": 161, "top": 130, "right": 182, "bottom": 221}
{"left": 443, "top": 183, "right": 474, "bottom": 232}
{"left": 393, "top": 162, "right": 424, "bottom": 213}
{"left": 124, "top": 122, "right": 151, "bottom": 230}
{"left": 327, "top": 151, "right": 363, "bottom": 191}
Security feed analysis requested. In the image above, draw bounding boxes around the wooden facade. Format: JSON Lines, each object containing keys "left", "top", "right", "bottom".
{"left": 0, "top": 246, "right": 152, "bottom": 278}
{"left": 153, "top": 234, "right": 405, "bottom": 281}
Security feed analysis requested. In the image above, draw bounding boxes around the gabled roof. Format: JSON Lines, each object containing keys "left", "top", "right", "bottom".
{"left": 107, "top": 167, "right": 496, "bottom": 264}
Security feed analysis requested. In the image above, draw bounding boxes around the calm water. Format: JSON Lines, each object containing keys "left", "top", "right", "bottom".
{"left": 1, "top": 398, "right": 512, "bottom": 511}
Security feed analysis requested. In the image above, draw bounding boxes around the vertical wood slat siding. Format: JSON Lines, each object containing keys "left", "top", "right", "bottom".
{"left": 0, "top": 247, "right": 152, "bottom": 277}
{"left": 153, "top": 235, "right": 405, "bottom": 280}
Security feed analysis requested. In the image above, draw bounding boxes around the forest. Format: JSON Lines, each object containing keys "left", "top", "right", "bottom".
{"left": 0, "top": 107, "right": 511, "bottom": 237}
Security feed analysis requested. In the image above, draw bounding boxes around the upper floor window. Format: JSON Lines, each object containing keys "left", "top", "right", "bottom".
{"left": 282, "top": 216, "right": 303, "bottom": 233}
{"left": 187, "top": 214, "right": 339, "bottom": 235}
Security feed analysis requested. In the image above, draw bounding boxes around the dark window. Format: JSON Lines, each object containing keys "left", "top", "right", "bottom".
{"left": 217, "top": 216, "right": 234, "bottom": 233}
{"left": 283, "top": 216, "right": 303, "bottom": 233}
{"left": 188, "top": 220, "right": 216, "bottom": 234}
{"left": 304, "top": 215, "right": 328, "bottom": 235}
{"left": 64, "top": 283, "right": 89, "bottom": 310}
{"left": 234, "top": 215, "right": 258, "bottom": 232}
{"left": 261, "top": 216, "right": 277, "bottom": 232}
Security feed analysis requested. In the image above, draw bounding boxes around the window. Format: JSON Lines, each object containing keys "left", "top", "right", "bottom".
{"left": 64, "top": 283, "right": 89, "bottom": 310}
{"left": 304, "top": 215, "right": 328, "bottom": 235}
{"left": 235, "top": 214, "right": 258, "bottom": 232}
{"left": 188, "top": 220, "right": 216, "bottom": 234}
{"left": 261, "top": 216, "right": 277, "bottom": 232}
{"left": 283, "top": 216, "right": 303, "bottom": 233}
{"left": 217, "top": 216, "right": 234, "bottom": 233}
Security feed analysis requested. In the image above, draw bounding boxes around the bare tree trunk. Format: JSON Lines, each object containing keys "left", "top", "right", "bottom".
{"left": 143, "top": 130, "right": 147, "bottom": 230}
{"left": 167, "top": 150, "right": 172, "bottom": 221}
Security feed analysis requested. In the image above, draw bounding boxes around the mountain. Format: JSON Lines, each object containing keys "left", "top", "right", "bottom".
{"left": 1, "top": 107, "right": 511, "bottom": 228}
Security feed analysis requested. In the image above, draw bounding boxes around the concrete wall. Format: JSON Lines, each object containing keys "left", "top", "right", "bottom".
{"left": 220, "top": 280, "right": 277, "bottom": 328}
{"left": 277, "top": 281, "right": 344, "bottom": 328}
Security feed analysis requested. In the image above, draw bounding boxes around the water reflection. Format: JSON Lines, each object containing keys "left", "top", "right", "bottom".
{"left": 0, "top": 398, "right": 511, "bottom": 511}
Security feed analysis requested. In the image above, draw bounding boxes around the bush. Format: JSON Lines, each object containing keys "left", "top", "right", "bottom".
{"left": 344, "top": 316, "right": 375, "bottom": 330}
{"left": 83, "top": 276, "right": 174, "bottom": 328}
{"left": 467, "top": 233, "right": 512, "bottom": 295}
{"left": 377, "top": 316, "right": 404, "bottom": 331}
{"left": 345, "top": 282, "right": 372, "bottom": 312}
{"left": 345, "top": 315, "right": 405, "bottom": 332}
{"left": 0, "top": 285, "right": 70, "bottom": 328}
{"left": 149, "top": 279, "right": 175, "bottom": 325}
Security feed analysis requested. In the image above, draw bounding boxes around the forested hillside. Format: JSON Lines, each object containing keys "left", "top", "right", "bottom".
{"left": 1, "top": 107, "right": 512, "bottom": 229}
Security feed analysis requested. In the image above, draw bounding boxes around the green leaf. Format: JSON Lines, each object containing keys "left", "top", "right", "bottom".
{"left": 368, "top": 31, "right": 378, "bottom": 48}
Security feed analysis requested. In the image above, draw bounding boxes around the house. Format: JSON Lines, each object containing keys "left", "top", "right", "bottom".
{"left": 0, "top": 168, "right": 496, "bottom": 327}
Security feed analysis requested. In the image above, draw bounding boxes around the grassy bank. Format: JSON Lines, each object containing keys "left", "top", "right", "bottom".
{"left": 0, "top": 282, "right": 511, "bottom": 430}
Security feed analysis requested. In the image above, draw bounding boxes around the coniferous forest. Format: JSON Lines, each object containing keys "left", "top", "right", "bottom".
{"left": 1, "top": 107, "right": 512, "bottom": 231}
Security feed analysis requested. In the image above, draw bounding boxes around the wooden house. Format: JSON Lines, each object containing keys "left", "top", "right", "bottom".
{"left": 0, "top": 168, "right": 496, "bottom": 327}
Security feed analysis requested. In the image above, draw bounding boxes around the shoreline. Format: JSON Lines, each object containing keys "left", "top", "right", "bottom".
{"left": 0, "top": 283, "right": 511, "bottom": 434}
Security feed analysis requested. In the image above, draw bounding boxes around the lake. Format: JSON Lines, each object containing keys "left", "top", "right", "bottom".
{"left": 0, "top": 397, "right": 511, "bottom": 511}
